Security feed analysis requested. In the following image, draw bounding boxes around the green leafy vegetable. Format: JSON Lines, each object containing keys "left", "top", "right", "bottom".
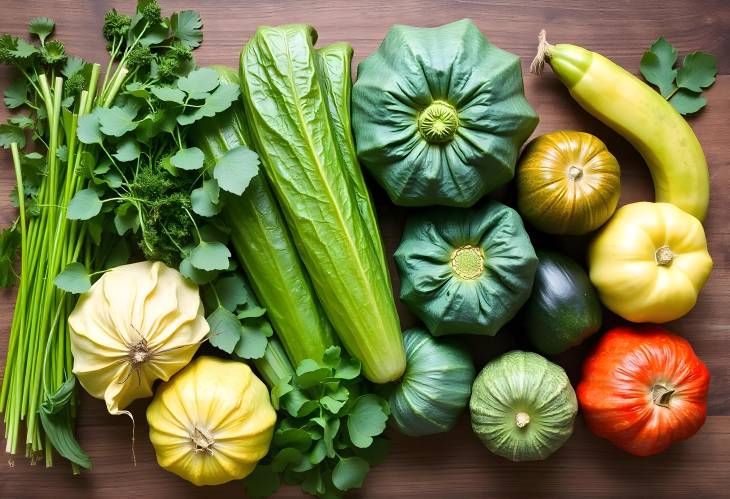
{"left": 640, "top": 37, "right": 717, "bottom": 114}
{"left": 54, "top": 262, "right": 91, "bottom": 294}
{"left": 29, "top": 17, "right": 55, "bottom": 45}
{"left": 67, "top": 189, "right": 103, "bottom": 220}
{"left": 245, "top": 343, "right": 391, "bottom": 498}
{"left": 213, "top": 146, "right": 259, "bottom": 195}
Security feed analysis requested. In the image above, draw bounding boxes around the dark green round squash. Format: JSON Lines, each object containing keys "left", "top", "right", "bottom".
{"left": 388, "top": 329, "right": 475, "bottom": 437}
{"left": 523, "top": 251, "right": 602, "bottom": 354}
{"left": 352, "top": 19, "right": 538, "bottom": 207}
{"left": 394, "top": 201, "right": 538, "bottom": 336}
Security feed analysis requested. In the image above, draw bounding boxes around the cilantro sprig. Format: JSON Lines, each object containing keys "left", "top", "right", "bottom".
{"left": 246, "top": 341, "right": 391, "bottom": 499}
{"left": 640, "top": 37, "right": 717, "bottom": 115}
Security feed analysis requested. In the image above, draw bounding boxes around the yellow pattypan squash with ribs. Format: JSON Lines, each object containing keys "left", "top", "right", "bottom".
{"left": 146, "top": 356, "right": 276, "bottom": 486}
{"left": 588, "top": 202, "right": 712, "bottom": 323}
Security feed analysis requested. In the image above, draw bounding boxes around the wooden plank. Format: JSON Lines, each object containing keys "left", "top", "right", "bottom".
{"left": 0, "top": 0, "right": 729, "bottom": 497}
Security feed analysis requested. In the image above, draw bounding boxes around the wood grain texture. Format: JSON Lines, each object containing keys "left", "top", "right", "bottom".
{"left": 1, "top": 0, "right": 729, "bottom": 497}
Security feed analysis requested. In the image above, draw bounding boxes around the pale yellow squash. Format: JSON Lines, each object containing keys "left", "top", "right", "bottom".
{"left": 68, "top": 261, "right": 209, "bottom": 417}
{"left": 146, "top": 356, "right": 275, "bottom": 486}
{"left": 588, "top": 202, "right": 712, "bottom": 323}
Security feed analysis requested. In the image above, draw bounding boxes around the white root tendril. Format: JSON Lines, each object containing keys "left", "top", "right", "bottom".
{"left": 530, "top": 29, "right": 552, "bottom": 75}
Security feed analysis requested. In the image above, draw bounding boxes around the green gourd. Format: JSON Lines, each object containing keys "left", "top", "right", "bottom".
{"left": 394, "top": 201, "right": 538, "bottom": 336}
{"left": 470, "top": 351, "right": 578, "bottom": 462}
{"left": 352, "top": 19, "right": 538, "bottom": 207}
{"left": 523, "top": 251, "right": 602, "bottom": 354}
{"left": 388, "top": 329, "right": 475, "bottom": 437}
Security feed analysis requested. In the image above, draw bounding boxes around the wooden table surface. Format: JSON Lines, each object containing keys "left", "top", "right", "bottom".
{"left": 1, "top": 0, "right": 729, "bottom": 497}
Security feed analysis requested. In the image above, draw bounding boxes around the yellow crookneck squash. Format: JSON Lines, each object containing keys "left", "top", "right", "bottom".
{"left": 146, "top": 356, "right": 276, "bottom": 486}
{"left": 589, "top": 202, "right": 712, "bottom": 323}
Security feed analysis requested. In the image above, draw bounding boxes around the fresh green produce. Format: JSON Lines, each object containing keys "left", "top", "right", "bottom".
{"left": 516, "top": 131, "right": 620, "bottom": 235}
{"left": 240, "top": 24, "right": 405, "bottom": 383}
{"left": 0, "top": 1, "right": 202, "bottom": 469}
{"left": 386, "top": 329, "right": 475, "bottom": 437}
{"left": 531, "top": 31, "right": 710, "bottom": 221}
{"left": 147, "top": 356, "right": 276, "bottom": 485}
{"left": 640, "top": 37, "right": 717, "bottom": 115}
{"left": 394, "top": 201, "right": 538, "bottom": 336}
{"left": 589, "top": 202, "right": 712, "bottom": 323}
{"left": 192, "top": 65, "right": 337, "bottom": 365}
{"left": 470, "top": 351, "right": 578, "bottom": 462}
{"left": 352, "top": 19, "right": 538, "bottom": 207}
{"left": 522, "top": 251, "right": 602, "bottom": 354}
{"left": 246, "top": 341, "right": 391, "bottom": 498}
{"left": 578, "top": 327, "right": 710, "bottom": 456}
{"left": 68, "top": 261, "right": 208, "bottom": 417}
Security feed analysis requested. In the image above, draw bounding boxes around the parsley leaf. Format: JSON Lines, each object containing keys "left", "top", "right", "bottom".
{"left": 190, "top": 239, "right": 230, "bottom": 271}
{"left": 0, "top": 226, "right": 21, "bottom": 288}
{"left": 213, "top": 146, "right": 259, "bottom": 195}
{"left": 0, "top": 123, "right": 26, "bottom": 149}
{"left": 171, "top": 10, "right": 203, "bottom": 49}
{"left": 332, "top": 456, "right": 370, "bottom": 492}
{"left": 170, "top": 146, "right": 204, "bottom": 170}
{"left": 639, "top": 37, "right": 677, "bottom": 98}
{"left": 76, "top": 114, "right": 103, "bottom": 144}
{"left": 112, "top": 137, "right": 141, "bottom": 162}
{"left": 67, "top": 188, "right": 103, "bottom": 220}
{"left": 29, "top": 17, "right": 55, "bottom": 45}
{"left": 640, "top": 37, "right": 717, "bottom": 115}
{"left": 150, "top": 85, "right": 185, "bottom": 103}
{"left": 676, "top": 52, "right": 717, "bottom": 93}
{"left": 177, "top": 67, "right": 219, "bottom": 97}
{"left": 347, "top": 394, "right": 389, "bottom": 448}
{"left": 53, "top": 262, "right": 91, "bottom": 294}
{"left": 96, "top": 106, "right": 138, "bottom": 137}
{"left": 4, "top": 78, "right": 27, "bottom": 109}
{"left": 207, "top": 306, "right": 241, "bottom": 354}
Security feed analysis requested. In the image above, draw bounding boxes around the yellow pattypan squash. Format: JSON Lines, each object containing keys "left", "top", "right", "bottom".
{"left": 146, "top": 356, "right": 276, "bottom": 486}
{"left": 588, "top": 202, "right": 712, "bottom": 323}
{"left": 68, "top": 261, "right": 209, "bottom": 417}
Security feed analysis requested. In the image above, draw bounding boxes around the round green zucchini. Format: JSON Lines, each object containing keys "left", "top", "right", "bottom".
{"left": 523, "top": 251, "right": 602, "bottom": 354}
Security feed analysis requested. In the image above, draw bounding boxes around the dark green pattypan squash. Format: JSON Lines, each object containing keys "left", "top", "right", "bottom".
{"left": 352, "top": 19, "right": 539, "bottom": 207}
{"left": 395, "top": 201, "right": 538, "bottom": 336}
{"left": 470, "top": 350, "right": 578, "bottom": 462}
{"left": 388, "top": 329, "right": 475, "bottom": 437}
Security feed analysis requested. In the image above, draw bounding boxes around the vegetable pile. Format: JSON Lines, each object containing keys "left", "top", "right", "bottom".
{"left": 0, "top": 1, "right": 720, "bottom": 497}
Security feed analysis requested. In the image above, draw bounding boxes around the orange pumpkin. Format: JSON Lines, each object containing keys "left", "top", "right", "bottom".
{"left": 517, "top": 131, "right": 620, "bottom": 235}
{"left": 577, "top": 327, "right": 710, "bottom": 456}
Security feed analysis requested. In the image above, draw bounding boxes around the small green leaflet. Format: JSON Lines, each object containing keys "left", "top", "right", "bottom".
{"left": 676, "top": 52, "right": 717, "bottom": 92}
{"left": 214, "top": 146, "right": 259, "bottom": 195}
{"left": 171, "top": 10, "right": 203, "bottom": 49}
{"left": 113, "top": 137, "right": 141, "bottom": 162}
{"left": 214, "top": 274, "right": 248, "bottom": 311}
{"left": 67, "top": 188, "right": 103, "bottom": 220}
{"left": 640, "top": 37, "right": 717, "bottom": 115}
{"left": 29, "top": 17, "right": 55, "bottom": 44}
{"left": 96, "top": 106, "right": 138, "bottom": 137}
{"left": 62, "top": 56, "right": 86, "bottom": 78}
{"left": 76, "top": 114, "right": 103, "bottom": 144}
{"left": 207, "top": 306, "right": 241, "bottom": 353}
{"left": 170, "top": 146, "right": 204, "bottom": 170}
{"left": 114, "top": 202, "right": 140, "bottom": 235}
{"left": 4, "top": 79, "right": 27, "bottom": 109}
{"left": 176, "top": 83, "right": 239, "bottom": 125}
{"left": 347, "top": 394, "right": 389, "bottom": 448}
{"left": 54, "top": 262, "right": 91, "bottom": 294}
{"left": 190, "top": 239, "right": 230, "bottom": 271}
{"left": 12, "top": 39, "right": 39, "bottom": 59}
{"left": 178, "top": 67, "right": 219, "bottom": 97}
{"left": 332, "top": 456, "right": 370, "bottom": 491}
{"left": 0, "top": 123, "right": 25, "bottom": 149}
{"left": 151, "top": 86, "right": 185, "bottom": 104}
{"left": 179, "top": 257, "right": 219, "bottom": 285}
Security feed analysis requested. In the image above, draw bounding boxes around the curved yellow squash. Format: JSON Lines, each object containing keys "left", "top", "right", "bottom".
{"left": 589, "top": 202, "right": 712, "bottom": 323}
{"left": 534, "top": 33, "right": 710, "bottom": 221}
{"left": 146, "top": 356, "right": 276, "bottom": 486}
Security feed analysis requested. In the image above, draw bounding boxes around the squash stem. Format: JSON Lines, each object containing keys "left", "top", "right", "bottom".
{"left": 651, "top": 385, "right": 675, "bottom": 407}
{"left": 515, "top": 411, "right": 530, "bottom": 428}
